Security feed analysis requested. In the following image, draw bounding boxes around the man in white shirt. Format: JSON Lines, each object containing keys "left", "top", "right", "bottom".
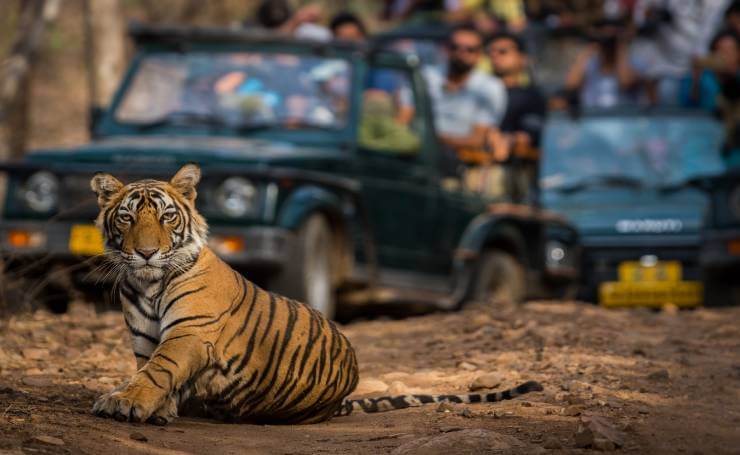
{"left": 425, "top": 25, "right": 507, "bottom": 154}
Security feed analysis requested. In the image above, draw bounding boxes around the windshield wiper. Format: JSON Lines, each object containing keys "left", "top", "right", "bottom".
{"left": 554, "top": 174, "right": 645, "bottom": 194}
{"left": 132, "top": 112, "right": 231, "bottom": 130}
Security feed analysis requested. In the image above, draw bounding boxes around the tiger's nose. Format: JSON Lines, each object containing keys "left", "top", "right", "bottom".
{"left": 135, "top": 247, "right": 158, "bottom": 260}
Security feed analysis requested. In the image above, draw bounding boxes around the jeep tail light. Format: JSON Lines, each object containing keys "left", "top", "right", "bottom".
{"left": 7, "top": 229, "right": 46, "bottom": 249}
{"left": 210, "top": 235, "right": 245, "bottom": 256}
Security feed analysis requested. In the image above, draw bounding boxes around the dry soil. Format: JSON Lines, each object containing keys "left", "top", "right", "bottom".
{"left": 1, "top": 301, "right": 739, "bottom": 454}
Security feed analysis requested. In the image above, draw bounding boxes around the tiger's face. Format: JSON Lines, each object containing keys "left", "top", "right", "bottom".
{"left": 90, "top": 164, "right": 208, "bottom": 283}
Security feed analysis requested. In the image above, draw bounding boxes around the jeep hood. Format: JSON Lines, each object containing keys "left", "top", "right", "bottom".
{"left": 543, "top": 187, "right": 708, "bottom": 237}
{"left": 26, "top": 136, "right": 344, "bottom": 168}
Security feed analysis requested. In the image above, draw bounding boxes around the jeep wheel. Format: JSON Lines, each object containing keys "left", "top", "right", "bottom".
{"left": 472, "top": 250, "right": 526, "bottom": 304}
{"left": 272, "top": 214, "right": 336, "bottom": 318}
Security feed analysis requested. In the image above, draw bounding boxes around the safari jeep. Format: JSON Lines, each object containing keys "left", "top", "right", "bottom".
{"left": 0, "top": 25, "right": 578, "bottom": 318}
{"left": 541, "top": 109, "right": 728, "bottom": 308}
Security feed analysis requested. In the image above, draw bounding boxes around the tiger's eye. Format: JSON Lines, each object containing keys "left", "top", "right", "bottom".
{"left": 162, "top": 212, "right": 177, "bottom": 223}
{"left": 119, "top": 213, "right": 133, "bottom": 223}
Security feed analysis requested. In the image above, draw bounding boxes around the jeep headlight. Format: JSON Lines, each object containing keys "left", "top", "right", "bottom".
{"left": 23, "top": 171, "right": 59, "bottom": 213}
{"left": 545, "top": 240, "right": 570, "bottom": 269}
{"left": 215, "top": 177, "right": 258, "bottom": 218}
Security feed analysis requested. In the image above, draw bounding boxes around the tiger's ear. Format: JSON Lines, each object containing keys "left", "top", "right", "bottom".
{"left": 90, "top": 173, "right": 124, "bottom": 208}
{"left": 170, "top": 163, "right": 201, "bottom": 202}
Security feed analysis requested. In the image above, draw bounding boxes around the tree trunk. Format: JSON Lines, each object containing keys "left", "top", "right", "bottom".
{"left": 0, "top": 0, "right": 60, "bottom": 160}
{"left": 83, "top": 0, "right": 126, "bottom": 110}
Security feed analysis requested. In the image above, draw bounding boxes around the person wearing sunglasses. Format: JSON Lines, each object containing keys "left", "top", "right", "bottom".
{"left": 424, "top": 24, "right": 507, "bottom": 162}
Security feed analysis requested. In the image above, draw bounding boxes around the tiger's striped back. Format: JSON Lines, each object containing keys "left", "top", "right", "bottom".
{"left": 173, "top": 253, "right": 360, "bottom": 423}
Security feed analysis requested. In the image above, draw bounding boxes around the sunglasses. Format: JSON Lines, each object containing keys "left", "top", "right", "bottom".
{"left": 449, "top": 43, "right": 481, "bottom": 53}
{"left": 490, "top": 47, "right": 515, "bottom": 55}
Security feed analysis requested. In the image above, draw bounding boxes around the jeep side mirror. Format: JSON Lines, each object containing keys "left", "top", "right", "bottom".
{"left": 89, "top": 105, "right": 105, "bottom": 138}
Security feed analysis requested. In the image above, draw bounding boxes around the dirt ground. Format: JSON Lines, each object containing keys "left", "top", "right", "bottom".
{"left": 0, "top": 301, "right": 739, "bottom": 455}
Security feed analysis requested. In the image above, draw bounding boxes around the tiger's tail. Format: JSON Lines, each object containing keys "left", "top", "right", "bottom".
{"left": 334, "top": 380, "right": 543, "bottom": 416}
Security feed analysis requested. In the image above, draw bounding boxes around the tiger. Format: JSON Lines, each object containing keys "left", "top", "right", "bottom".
{"left": 89, "top": 163, "right": 543, "bottom": 425}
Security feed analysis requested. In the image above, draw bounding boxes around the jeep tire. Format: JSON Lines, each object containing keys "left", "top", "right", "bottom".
{"left": 271, "top": 214, "right": 336, "bottom": 318}
{"left": 472, "top": 250, "right": 526, "bottom": 304}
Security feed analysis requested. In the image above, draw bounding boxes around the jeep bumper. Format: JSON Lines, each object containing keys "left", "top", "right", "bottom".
{"left": 700, "top": 229, "right": 740, "bottom": 270}
{"left": 0, "top": 220, "right": 294, "bottom": 273}
{"left": 578, "top": 235, "right": 702, "bottom": 306}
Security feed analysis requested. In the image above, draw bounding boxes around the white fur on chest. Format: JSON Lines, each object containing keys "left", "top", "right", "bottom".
{"left": 120, "top": 282, "right": 162, "bottom": 358}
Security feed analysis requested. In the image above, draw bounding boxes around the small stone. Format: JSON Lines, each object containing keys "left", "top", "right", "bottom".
{"left": 575, "top": 415, "right": 625, "bottom": 450}
{"left": 130, "top": 432, "right": 148, "bottom": 442}
{"left": 593, "top": 438, "right": 617, "bottom": 451}
{"left": 437, "top": 402, "right": 455, "bottom": 413}
{"left": 459, "top": 408, "right": 473, "bottom": 418}
{"left": 457, "top": 361, "right": 477, "bottom": 371}
{"left": 661, "top": 303, "right": 679, "bottom": 315}
{"left": 21, "top": 375, "right": 53, "bottom": 387}
{"left": 621, "top": 422, "right": 636, "bottom": 433}
{"left": 354, "top": 378, "right": 389, "bottom": 395}
{"left": 647, "top": 369, "right": 670, "bottom": 381}
{"left": 66, "top": 328, "right": 93, "bottom": 345}
{"left": 469, "top": 373, "right": 502, "bottom": 391}
{"left": 543, "top": 437, "right": 562, "bottom": 449}
{"left": 21, "top": 349, "right": 49, "bottom": 360}
{"left": 555, "top": 392, "right": 585, "bottom": 405}
{"left": 439, "top": 426, "right": 463, "bottom": 433}
{"left": 32, "top": 435, "right": 65, "bottom": 446}
{"left": 520, "top": 401, "right": 532, "bottom": 407}
{"left": 638, "top": 407, "right": 650, "bottom": 414}
{"left": 387, "top": 381, "right": 409, "bottom": 395}
{"left": 566, "top": 394, "right": 586, "bottom": 405}
{"left": 561, "top": 405, "right": 583, "bottom": 416}
{"left": 470, "top": 313, "right": 491, "bottom": 328}
{"left": 574, "top": 427, "right": 594, "bottom": 448}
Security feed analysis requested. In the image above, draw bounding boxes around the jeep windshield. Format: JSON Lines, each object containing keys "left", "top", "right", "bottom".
{"left": 541, "top": 110, "right": 727, "bottom": 193}
{"left": 113, "top": 51, "right": 351, "bottom": 134}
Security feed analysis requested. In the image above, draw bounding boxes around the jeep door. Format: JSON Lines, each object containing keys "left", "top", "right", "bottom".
{"left": 353, "top": 60, "right": 439, "bottom": 273}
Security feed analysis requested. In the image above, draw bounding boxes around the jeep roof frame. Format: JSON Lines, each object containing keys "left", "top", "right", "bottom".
{"left": 128, "top": 22, "right": 414, "bottom": 67}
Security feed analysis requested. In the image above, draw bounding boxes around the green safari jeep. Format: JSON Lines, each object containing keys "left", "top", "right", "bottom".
{"left": 0, "top": 25, "right": 578, "bottom": 318}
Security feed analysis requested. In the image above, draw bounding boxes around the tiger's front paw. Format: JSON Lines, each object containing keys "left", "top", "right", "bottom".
{"left": 92, "top": 384, "right": 161, "bottom": 423}
{"left": 145, "top": 394, "right": 179, "bottom": 426}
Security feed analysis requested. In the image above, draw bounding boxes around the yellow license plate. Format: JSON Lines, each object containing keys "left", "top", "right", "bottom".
{"left": 599, "top": 281, "right": 703, "bottom": 308}
{"left": 618, "top": 260, "right": 682, "bottom": 282}
{"left": 600, "top": 260, "right": 703, "bottom": 308}
{"left": 69, "top": 224, "right": 104, "bottom": 256}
